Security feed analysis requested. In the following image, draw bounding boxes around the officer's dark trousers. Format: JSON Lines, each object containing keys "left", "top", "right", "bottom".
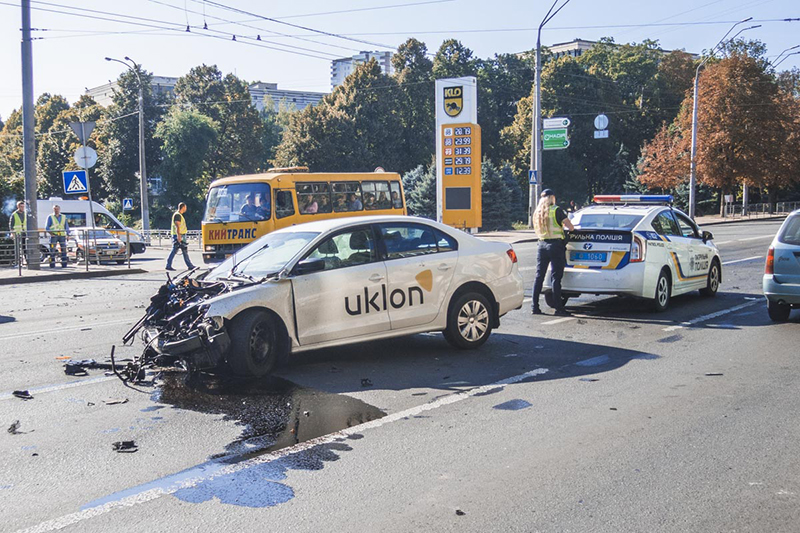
{"left": 166, "top": 235, "right": 195, "bottom": 270}
{"left": 49, "top": 235, "right": 67, "bottom": 267}
{"left": 532, "top": 239, "right": 567, "bottom": 311}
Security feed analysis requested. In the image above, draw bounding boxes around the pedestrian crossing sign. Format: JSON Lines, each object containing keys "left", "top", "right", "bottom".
{"left": 123, "top": 198, "right": 134, "bottom": 210}
{"left": 63, "top": 170, "right": 88, "bottom": 194}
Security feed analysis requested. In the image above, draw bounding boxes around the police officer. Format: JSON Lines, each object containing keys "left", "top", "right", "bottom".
{"left": 166, "top": 202, "right": 195, "bottom": 271}
{"left": 532, "top": 189, "right": 574, "bottom": 316}
{"left": 45, "top": 204, "right": 70, "bottom": 268}
{"left": 9, "top": 201, "right": 27, "bottom": 264}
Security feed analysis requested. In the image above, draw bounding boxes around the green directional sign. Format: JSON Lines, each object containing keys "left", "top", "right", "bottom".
{"left": 543, "top": 128, "right": 570, "bottom": 150}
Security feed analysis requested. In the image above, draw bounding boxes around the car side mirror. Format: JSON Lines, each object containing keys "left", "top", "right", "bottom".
{"left": 293, "top": 257, "right": 326, "bottom": 275}
{"left": 702, "top": 230, "right": 713, "bottom": 243}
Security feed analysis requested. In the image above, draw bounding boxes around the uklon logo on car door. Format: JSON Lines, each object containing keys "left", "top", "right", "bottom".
{"left": 345, "top": 269, "right": 432, "bottom": 316}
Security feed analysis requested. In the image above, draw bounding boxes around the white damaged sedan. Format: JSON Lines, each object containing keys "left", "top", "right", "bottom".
{"left": 125, "top": 216, "right": 524, "bottom": 378}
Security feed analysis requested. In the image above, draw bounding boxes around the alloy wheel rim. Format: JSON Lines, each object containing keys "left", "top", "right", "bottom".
{"left": 658, "top": 277, "right": 668, "bottom": 306}
{"left": 710, "top": 266, "right": 719, "bottom": 292}
{"left": 457, "top": 300, "right": 489, "bottom": 342}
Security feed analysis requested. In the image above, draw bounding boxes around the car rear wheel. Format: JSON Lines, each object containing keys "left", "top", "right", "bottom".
{"left": 700, "top": 260, "right": 720, "bottom": 297}
{"left": 767, "top": 300, "right": 791, "bottom": 322}
{"left": 543, "top": 290, "right": 569, "bottom": 309}
{"left": 226, "top": 309, "right": 288, "bottom": 377}
{"left": 443, "top": 292, "right": 493, "bottom": 349}
{"left": 652, "top": 269, "right": 671, "bottom": 312}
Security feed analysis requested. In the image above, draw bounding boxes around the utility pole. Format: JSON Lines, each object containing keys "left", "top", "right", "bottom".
{"left": 21, "top": 0, "right": 40, "bottom": 269}
{"left": 688, "top": 18, "right": 758, "bottom": 219}
{"left": 104, "top": 56, "right": 150, "bottom": 233}
{"left": 528, "top": 0, "right": 571, "bottom": 228}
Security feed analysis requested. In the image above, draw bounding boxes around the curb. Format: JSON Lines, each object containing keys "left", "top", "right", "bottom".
{"left": 0, "top": 268, "right": 147, "bottom": 286}
{"left": 699, "top": 215, "right": 786, "bottom": 227}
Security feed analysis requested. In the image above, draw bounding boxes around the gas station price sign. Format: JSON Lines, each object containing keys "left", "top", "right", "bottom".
{"left": 441, "top": 122, "right": 481, "bottom": 228}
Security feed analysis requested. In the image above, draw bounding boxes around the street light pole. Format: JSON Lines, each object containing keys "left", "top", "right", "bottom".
{"left": 528, "top": 0, "right": 571, "bottom": 227}
{"left": 688, "top": 18, "right": 758, "bottom": 219}
{"left": 104, "top": 56, "right": 150, "bottom": 233}
{"left": 21, "top": 0, "right": 40, "bottom": 269}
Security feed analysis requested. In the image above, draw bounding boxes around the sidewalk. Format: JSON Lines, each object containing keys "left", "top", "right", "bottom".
{"left": 476, "top": 212, "right": 788, "bottom": 245}
{"left": 0, "top": 246, "right": 202, "bottom": 285}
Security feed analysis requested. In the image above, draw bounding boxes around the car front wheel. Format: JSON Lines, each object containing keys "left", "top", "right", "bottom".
{"left": 226, "top": 309, "right": 288, "bottom": 377}
{"left": 767, "top": 300, "right": 791, "bottom": 322}
{"left": 443, "top": 292, "right": 493, "bottom": 349}
{"left": 700, "top": 260, "right": 720, "bottom": 297}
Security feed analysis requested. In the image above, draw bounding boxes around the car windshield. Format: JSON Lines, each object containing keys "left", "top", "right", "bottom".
{"left": 78, "top": 229, "right": 115, "bottom": 240}
{"left": 206, "top": 231, "right": 319, "bottom": 281}
{"left": 778, "top": 214, "right": 800, "bottom": 246}
{"left": 574, "top": 212, "right": 643, "bottom": 230}
{"left": 204, "top": 183, "right": 271, "bottom": 223}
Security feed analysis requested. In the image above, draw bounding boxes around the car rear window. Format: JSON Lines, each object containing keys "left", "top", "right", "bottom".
{"left": 778, "top": 215, "right": 800, "bottom": 245}
{"left": 575, "top": 213, "right": 643, "bottom": 230}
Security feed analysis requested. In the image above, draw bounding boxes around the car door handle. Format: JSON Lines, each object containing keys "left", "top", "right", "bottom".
{"left": 369, "top": 273, "right": 384, "bottom": 282}
{"left": 437, "top": 264, "right": 451, "bottom": 271}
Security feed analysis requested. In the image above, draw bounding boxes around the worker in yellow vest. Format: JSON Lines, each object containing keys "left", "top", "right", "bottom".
{"left": 45, "top": 204, "right": 70, "bottom": 268}
{"left": 9, "top": 201, "right": 27, "bottom": 265}
{"left": 531, "top": 189, "right": 574, "bottom": 316}
{"left": 166, "top": 202, "right": 195, "bottom": 271}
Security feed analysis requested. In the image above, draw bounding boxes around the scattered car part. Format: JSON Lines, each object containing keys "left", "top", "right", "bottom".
{"left": 12, "top": 390, "right": 33, "bottom": 400}
{"left": 112, "top": 440, "right": 138, "bottom": 453}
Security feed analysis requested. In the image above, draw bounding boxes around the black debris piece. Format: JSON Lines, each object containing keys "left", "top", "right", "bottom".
{"left": 64, "top": 363, "right": 89, "bottom": 376}
{"left": 609, "top": 407, "right": 618, "bottom": 411}
{"left": 112, "top": 440, "right": 138, "bottom": 453}
{"left": 103, "top": 398, "right": 129, "bottom": 405}
{"left": 8, "top": 420, "right": 21, "bottom": 434}
{"left": 705, "top": 372, "right": 724, "bottom": 376}
{"left": 12, "top": 390, "right": 33, "bottom": 400}
{"left": 455, "top": 509, "right": 466, "bottom": 516}
{"left": 361, "top": 378, "right": 373, "bottom": 388}
{"left": 579, "top": 378, "right": 600, "bottom": 382}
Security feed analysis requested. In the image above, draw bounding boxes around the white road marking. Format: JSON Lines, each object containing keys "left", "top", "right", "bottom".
{"left": 738, "top": 235, "right": 774, "bottom": 242}
{"left": 540, "top": 317, "right": 576, "bottom": 325}
{"left": 0, "top": 376, "right": 117, "bottom": 401}
{"left": 722, "top": 255, "right": 763, "bottom": 266}
{"left": 0, "top": 318, "right": 134, "bottom": 341}
{"left": 13, "top": 366, "right": 550, "bottom": 533}
{"left": 662, "top": 300, "right": 759, "bottom": 332}
{"left": 519, "top": 266, "right": 536, "bottom": 272}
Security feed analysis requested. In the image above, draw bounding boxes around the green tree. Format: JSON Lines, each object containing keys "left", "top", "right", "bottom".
{"left": 480, "top": 159, "right": 512, "bottom": 231}
{"left": 154, "top": 107, "right": 218, "bottom": 227}
{"left": 393, "top": 38, "right": 435, "bottom": 173}
{"left": 406, "top": 164, "right": 437, "bottom": 219}
{"left": 432, "top": 40, "right": 477, "bottom": 79}
{"left": 500, "top": 162, "right": 526, "bottom": 223}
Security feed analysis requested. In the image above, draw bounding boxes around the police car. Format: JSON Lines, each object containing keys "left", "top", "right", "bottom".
{"left": 543, "top": 195, "right": 721, "bottom": 312}
{"left": 128, "top": 216, "right": 525, "bottom": 378}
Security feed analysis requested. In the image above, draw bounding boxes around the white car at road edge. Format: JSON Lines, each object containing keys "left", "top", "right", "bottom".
{"left": 128, "top": 215, "right": 525, "bottom": 378}
{"left": 544, "top": 195, "right": 722, "bottom": 312}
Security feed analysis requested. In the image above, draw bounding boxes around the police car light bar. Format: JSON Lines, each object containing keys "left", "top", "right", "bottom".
{"left": 593, "top": 195, "right": 673, "bottom": 205}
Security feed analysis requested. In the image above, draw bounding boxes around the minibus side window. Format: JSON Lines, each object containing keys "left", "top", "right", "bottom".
{"left": 362, "top": 181, "right": 391, "bottom": 210}
{"left": 275, "top": 190, "right": 296, "bottom": 219}
{"left": 389, "top": 181, "right": 403, "bottom": 209}
{"left": 297, "top": 182, "right": 332, "bottom": 215}
{"left": 332, "top": 182, "right": 364, "bottom": 212}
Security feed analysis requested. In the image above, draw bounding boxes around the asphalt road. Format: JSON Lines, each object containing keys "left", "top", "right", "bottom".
{"left": 1, "top": 219, "right": 797, "bottom": 533}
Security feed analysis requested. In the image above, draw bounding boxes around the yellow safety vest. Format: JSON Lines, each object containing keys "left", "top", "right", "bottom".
{"left": 535, "top": 205, "right": 565, "bottom": 240}
{"left": 48, "top": 214, "right": 66, "bottom": 236}
{"left": 171, "top": 211, "right": 187, "bottom": 236}
{"left": 11, "top": 212, "right": 27, "bottom": 233}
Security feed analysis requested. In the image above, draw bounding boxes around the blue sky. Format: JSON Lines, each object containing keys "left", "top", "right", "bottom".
{"left": 1, "top": 0, "right": 798, "bottom": 119}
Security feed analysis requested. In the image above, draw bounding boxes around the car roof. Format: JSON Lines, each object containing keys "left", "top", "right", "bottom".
{"left": 576, "top": 204, "right": 664, "bottom": 216}
{"left": 272, "top": 215, "right": 449, "bottom": 234}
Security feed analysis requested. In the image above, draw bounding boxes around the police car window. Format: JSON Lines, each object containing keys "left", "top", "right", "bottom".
{"left": 379, "top": 224, "right": 441, "bottom": 259}
{"left": 673, "top": 212, "right": 699, "bottom": 238}
{"left": 332, "top": 182, "right": 364, "bottom": 212}
{"left": 574, "top": 213, "right": 643, "bottom": 229}
{"left": 652, "top": 211, "right": 681, "bottom": 236}
{"left": 778, "top": 215, "right": 800, "bottom": 245}
{"left": 275, "top": 190, "right": 295, "bottom": 219}
{"left": 305, "top": 228, "right": 376, "bottom": 270}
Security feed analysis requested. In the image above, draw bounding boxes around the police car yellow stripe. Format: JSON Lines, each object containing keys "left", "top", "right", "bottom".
{"left": 669, "top": 252, "right": 706, "bottom": 282}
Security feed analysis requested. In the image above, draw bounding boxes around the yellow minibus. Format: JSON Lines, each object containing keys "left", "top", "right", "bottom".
{"left": 201, "top": 168, "right": 407, "bottom": 263}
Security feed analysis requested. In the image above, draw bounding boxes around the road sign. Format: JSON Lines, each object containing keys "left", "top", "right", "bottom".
{"left": 543, "top": 117, "right": 570, "bottom": 129}
{"left": 123, "top": 198, "right": 134, "bottom": 210}
{"left": 529, "top": 170, "right": 538, "bottom": 185}
{"left": 69, "top": 121, "right": 95, "bottom": 145}
{"left": 63, "top": 170, "right": 88, "bottom": 194}
{"left": 74, "top": 146, "right": 98, "bottom": 168}
{"left": 594, "top": 114, "right": 609, "bottom": 130}
{"left": 594, "top": 130, "right": 609, "bottom": 139}
{"left": 543, "top": 128, "right": 570, "bottom": 150}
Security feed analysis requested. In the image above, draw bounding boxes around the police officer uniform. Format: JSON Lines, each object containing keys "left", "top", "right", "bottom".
{"left": 166, "top": 206, "right": 195, "bottom": 271}
{"left": 532, "top": 190, "right": 571, "bottom": 316}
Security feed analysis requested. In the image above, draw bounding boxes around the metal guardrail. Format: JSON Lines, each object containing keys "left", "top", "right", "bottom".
{"left": 721, "top": 202, "right": 800, "bottom": 219}
{"left": 1, "top": 229, "right": 132, "bottom": 276}
{"left": 140, "top": 229, "right": 202, "bottom": 249}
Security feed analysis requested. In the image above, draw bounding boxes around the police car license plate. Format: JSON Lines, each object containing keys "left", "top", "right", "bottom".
{"left": 571, "top": 251, "right": 607, "bottom": 262}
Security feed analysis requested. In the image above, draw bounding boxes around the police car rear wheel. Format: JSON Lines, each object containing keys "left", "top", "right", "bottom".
{"left": 227, "top": 310, "right": 286, "bottom": 377}
{"left": 652, "top": 270, "right": 671, "bottom": 312}
{"left": 444, "top": 292, "right": 493, "bottom": 349}
{"left": 700, "top": 260, "right": 720, "bottom": 297}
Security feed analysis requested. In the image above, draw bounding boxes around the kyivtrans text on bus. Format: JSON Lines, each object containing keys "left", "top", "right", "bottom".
{"left": 202, "top": 167, "right": 407, "bottom": 263}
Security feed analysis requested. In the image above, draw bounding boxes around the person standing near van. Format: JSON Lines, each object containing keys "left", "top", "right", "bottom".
{"left": 166, "top": 202, "right": 195, "bottom": 271}
{"left": 9, "top": 201, "right": 27, "bottom": 264}
{"left": 531, "top": 189, "right": 574, "bottom": 316}
{"left": 45, "top": 205, "right": 69, "bottom": 268}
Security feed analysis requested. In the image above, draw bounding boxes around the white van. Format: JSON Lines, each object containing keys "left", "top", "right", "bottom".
{"left": 37, "top": 198, "right": 146, "bottom": 254}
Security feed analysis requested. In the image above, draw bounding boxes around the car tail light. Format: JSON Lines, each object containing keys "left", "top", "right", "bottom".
{"left": 507, "top": 248, "right": 518, "bottom": 264}
{"left": 631, "top": 234, "right": 646, "bottom": 262}
{"left": 765, "top": 247, "right": 774, "bottom": 274}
